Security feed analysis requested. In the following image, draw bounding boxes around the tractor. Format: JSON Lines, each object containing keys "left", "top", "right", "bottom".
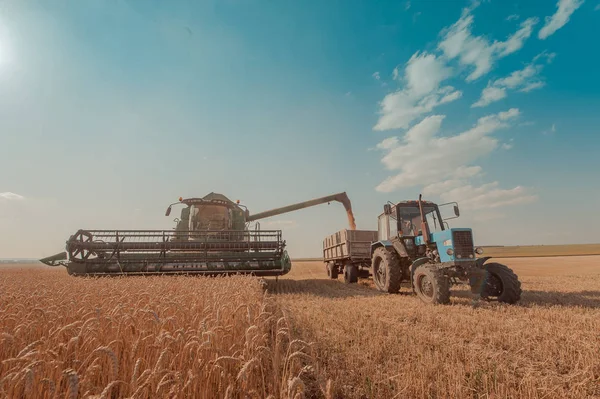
{"left": 370, "top": 195, "right": 522, "bottom": 304}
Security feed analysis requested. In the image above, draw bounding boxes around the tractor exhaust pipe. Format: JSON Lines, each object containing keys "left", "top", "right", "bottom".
{"left": 418, "top": 194, "right": 430, "bottom": 244}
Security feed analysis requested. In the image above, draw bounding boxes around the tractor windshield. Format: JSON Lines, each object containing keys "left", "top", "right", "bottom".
{"left": 398, "top": 205, "right": 443, "bottom": 236}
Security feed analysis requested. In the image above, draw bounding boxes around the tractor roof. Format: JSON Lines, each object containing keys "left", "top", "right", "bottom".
{"left": 396, "top": 200, "right": 437, "bottom": 207}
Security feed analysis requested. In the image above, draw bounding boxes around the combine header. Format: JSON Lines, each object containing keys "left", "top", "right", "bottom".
{"left": 40, "top": 192, "right": 355, "bottom": 276}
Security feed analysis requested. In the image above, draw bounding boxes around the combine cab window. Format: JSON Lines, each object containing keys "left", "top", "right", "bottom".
{"left": 190, "top": 205, "right": 232, "bottom": 230}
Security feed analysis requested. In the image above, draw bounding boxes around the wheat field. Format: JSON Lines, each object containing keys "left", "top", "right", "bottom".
{"left": 0, "top": 269, "right": 323, "bottom": 399}
{"left": 1, "top": 256, "right": 599, "bottom": 398}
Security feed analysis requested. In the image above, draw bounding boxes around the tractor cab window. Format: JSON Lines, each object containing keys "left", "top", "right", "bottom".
{"left": 425, "top": 209, "right": 442, "bottom": 233}
{"left": 398, "top": 205, "right": 443, "bottom": 236}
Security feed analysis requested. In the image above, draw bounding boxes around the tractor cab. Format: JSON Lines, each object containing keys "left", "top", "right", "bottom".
{"left": 376, "top": 197, "right": 477, "bottom": 264}
{"left": 378, "top": 200, "right": 445, "bottom": 240}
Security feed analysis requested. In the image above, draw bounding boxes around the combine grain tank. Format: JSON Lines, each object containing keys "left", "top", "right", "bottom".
{"left": 40, "top": 192, "right": 356, "bottom": 276}
{"left": 323, "top": 229, "right": 378, "bottom": 283}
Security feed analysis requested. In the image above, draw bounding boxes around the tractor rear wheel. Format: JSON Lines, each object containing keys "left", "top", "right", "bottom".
{"left": 344, "top": 264, "right": 358, "bottom": 284}
{"left": 326, "top": 262, "right": 338, "bottom": 279}
{"left": 412, "top": 265, "right": 450, "bottom": 304}
{"left": 477, "top": 262, "right": 522, "bottom": 304}
{"left": 371, "top": 247, "right": 402, "bottom": 293}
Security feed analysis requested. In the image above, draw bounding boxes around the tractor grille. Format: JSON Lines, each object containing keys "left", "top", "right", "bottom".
{"left": 452, "top": 230, "right": 474, "bottom": 259}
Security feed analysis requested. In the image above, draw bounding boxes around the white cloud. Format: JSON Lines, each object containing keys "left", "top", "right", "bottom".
{"left": 454, "top": 165, "right": 483, "bottom": 178}
{"left": 375, "top": 109, "right": 519, "bottom": 192}
{"left": 494, "top": 17, "right": 539, "bottom": 57}
{"left": 404, "top": 52, "right": 453, "bottom": 97}
{"left": 372, "top": 71, "right": 381, "bottom": 80}
{"left": 374, "top": 86, "right": 462, "bottom": 131}
{"left": 0, "top": 192, "right": 25, "bottom": 200}
{"left": 438, "top": 4, "right": 538, "bottom": 82}
{"left": 552, "top": 123, "right": 556, "bottom": 132}
{"left": 423, "top": 179, "right": 465, "bottom": 195}
{"left": 472, "top": 53, "right": 553, "bottom": 107}
{"left": 373, "top": 52, "right": 462, "bottom": 131}
{"left": 595, "top": 4, "right": 600, "bottom": 11}
{"left": 405, "top": 1, "right": 411, "bottom": 11}
{"left": 472, "top": 86, "right": 507, "bottom": 108}
{"left": 376, "top": 137, "right": 400, "bottom": 150}
{"left": 502, "top": 142, "right": 513, "bottom": 150}
{"left": 506, "top": 14, "right": 520, "bottom": 21}
{"left": 440, "top": 182, "right": 537, "bottom": 210}
{"left": 539, "top": 0, "right": 585, "bottom": 39}
{"left": 520, "top": 81, "right": 546, "bottom": 92}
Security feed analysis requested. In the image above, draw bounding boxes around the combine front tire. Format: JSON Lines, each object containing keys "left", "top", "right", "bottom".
{"left": 344, "top": 264, "right": 358, "bottom": 284}
{"left": 412, "top": 265, "right": 450, "bottom": 304}
{"left": 477, "top": 263, "right": 522, "bottom": 304}
{"left": 371, "top": 247, "right": 402, "bottom": 293}
{"left": 326, "top": 262, "right": 338, "bottom": 279}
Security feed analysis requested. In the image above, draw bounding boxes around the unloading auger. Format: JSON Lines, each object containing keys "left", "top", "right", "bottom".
{"left": 40, "top": 192, "right": 355, "bottom": 276}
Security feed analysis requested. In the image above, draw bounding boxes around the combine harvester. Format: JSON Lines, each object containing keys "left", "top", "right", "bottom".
{"left": 40, "top": 192, "right": 356, "bottom": 276}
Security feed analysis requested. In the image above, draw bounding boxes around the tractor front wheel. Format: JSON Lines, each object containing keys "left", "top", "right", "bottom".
{"left": 344, "top": 264, "right": 358, "bottom": 284}
{"left": 476, "top": 262, "right": 522, "bottom": 304}
{"left": 412, "top": 265, "right": 450, "bottom": 304}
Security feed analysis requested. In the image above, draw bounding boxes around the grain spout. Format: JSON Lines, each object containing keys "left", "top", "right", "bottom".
{"left": 338, "top": 195, "right": 356, "bottom": 230}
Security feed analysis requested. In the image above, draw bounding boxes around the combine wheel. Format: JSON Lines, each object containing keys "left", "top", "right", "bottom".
{"left": 477, "top": 263, "right": 522, "bottom": 304}
{"left": 371, "top": 247, "right": 402, "bottom": 293}
{"left": 343, "top": 264, "right": 358, "bottom": 284}
{"left": 412, "top": 265, "right": 450, "bottom": 304}
{"left": 326, "top": 262, "right": 338, "bottom": 279}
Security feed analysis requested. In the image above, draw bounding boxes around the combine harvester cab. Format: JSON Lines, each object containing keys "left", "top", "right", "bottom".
{"left": 40, "top": 192, "right": 355, "bottom": 277}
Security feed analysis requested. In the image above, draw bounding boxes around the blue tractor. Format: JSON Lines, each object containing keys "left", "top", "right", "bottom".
{"left": 370, "top": 195, "right": 522, "bottom": 304}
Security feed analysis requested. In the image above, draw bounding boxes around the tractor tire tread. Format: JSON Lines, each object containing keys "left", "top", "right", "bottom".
{"left": 372, "top": 247, "right": 402, "bottom": 294}
{"left": 413, "top": 265, "right": 450, "bottom": 305}
{"left": 482, "top": 262, "right": 522, "bottom": 304}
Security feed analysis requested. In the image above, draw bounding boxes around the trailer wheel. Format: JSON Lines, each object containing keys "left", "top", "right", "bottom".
{"left": 344, "top": 264, "right": 358, "bottom": 284}
{"left": 326, "top": 262, "right": 338, "bottom": 279}
{"left": 371, "top": 247, "right": 402, "bottom": 293}
{"left": 412, "top": 265, "right": 450, "bottom": 304}
{"left": 477, "top": 263, "right": 522, "bottom": 304}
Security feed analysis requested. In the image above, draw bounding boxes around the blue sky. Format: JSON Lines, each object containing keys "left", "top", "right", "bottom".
{"left": 1, "top": 0, "right": 599, "bottom": 258}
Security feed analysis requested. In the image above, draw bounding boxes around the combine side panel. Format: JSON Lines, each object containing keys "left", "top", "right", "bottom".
{"left": 50, "top": 229, "right": 292, "bottom": 276}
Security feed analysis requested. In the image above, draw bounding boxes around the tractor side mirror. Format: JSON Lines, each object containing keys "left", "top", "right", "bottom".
{"left": 165, "top": 206, "right": 172, "bottom": 217}
{"left": 453, "top": 205, "right": 460, "bottom": 217}
{"left": 383, "top": 204, "right": 392, "bottom": 215}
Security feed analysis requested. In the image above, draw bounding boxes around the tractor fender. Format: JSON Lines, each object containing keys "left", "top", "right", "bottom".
{"left": 409, "top": 257, "right": 432, "bottom": 286}
{"left": 476, "top": 257, "right": 492, "bottom": 268}
{"left": 370, "top": 240, "right": 393, "bottom": 257}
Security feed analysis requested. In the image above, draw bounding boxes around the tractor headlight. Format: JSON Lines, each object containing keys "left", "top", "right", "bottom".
{"left": 446, "top": 248, "right": 454, "bottom": 256}
{"left": 457, "top": 254, "right": 462, "bottom": 259}
{"left": 475, "top": 247, "right": 484, "bottom": 255}
{"left": 469, "top": 254, "right": 474, "bottom": 259}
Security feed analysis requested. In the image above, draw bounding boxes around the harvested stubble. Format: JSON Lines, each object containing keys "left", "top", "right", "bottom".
{"left": 0, "top": 269, "right": 321, "bottom": 399}
{"left": 273, "top": 261, "right": 600, "bottom": 399}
